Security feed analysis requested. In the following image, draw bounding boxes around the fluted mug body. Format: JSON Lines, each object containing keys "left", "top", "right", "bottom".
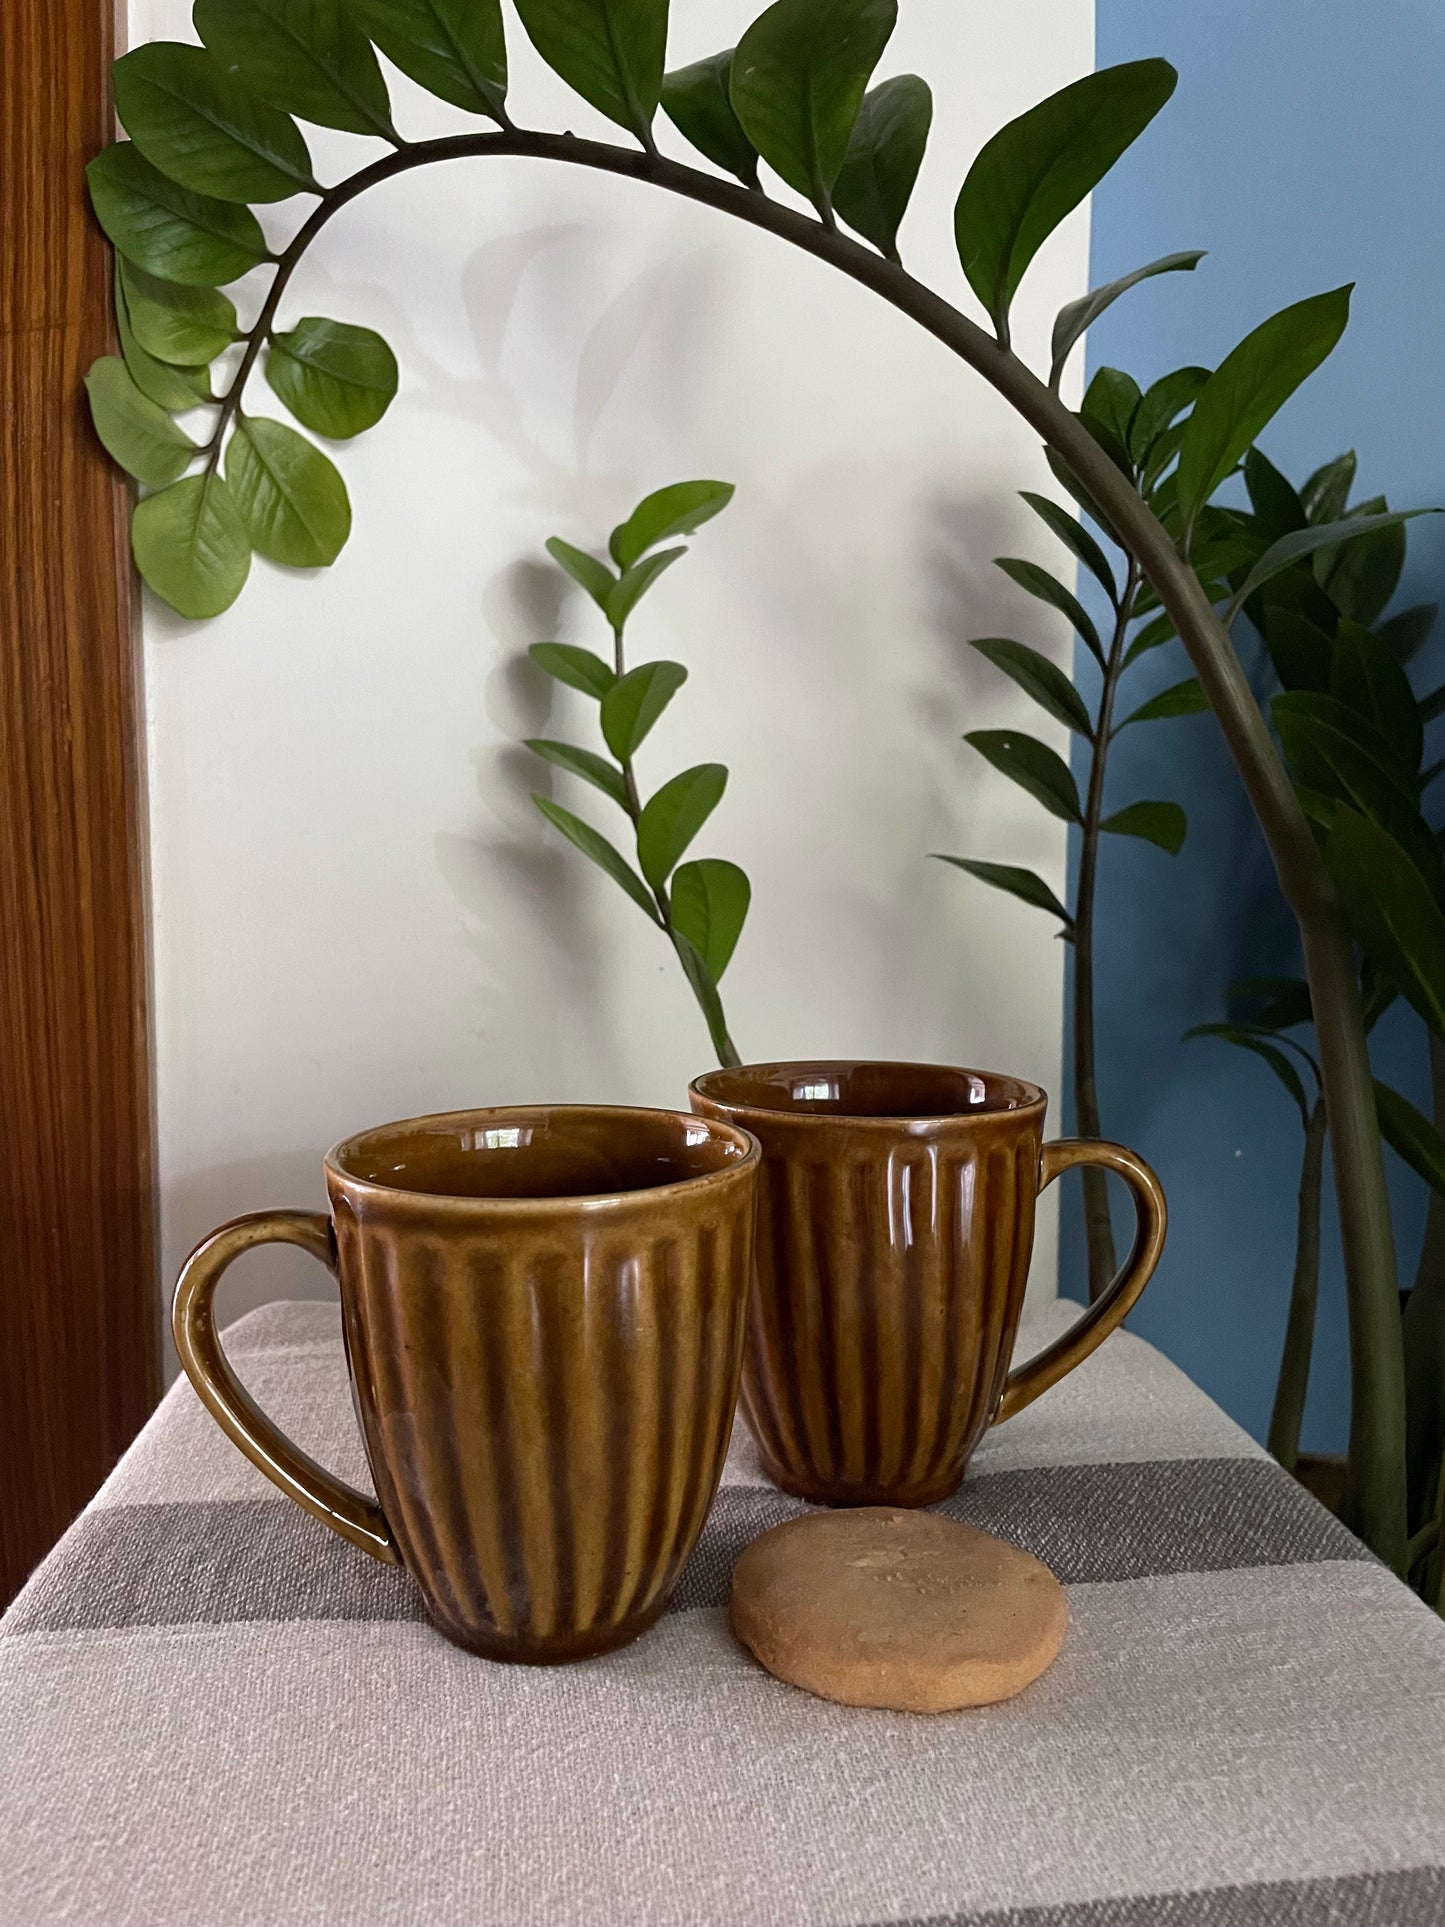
{"left": 174, "top": 1105, "right": 760, "bottom": 1662}
{"left": 690, "top": 1062, "right": 1166, "bottom": 1508}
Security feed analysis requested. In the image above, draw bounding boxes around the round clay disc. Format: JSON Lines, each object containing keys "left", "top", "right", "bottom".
{"left": 730, "top": 1507, "right": 1066, "bottom": 1713}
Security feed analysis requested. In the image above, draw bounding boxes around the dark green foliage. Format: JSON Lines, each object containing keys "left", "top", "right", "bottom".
{"left": 512, "top": 0, "right": 667, "bottom": 145}
{"left": 954, "top": 60, "right": 1176, "bottom": 342}
{"left": 113, "top": 41, "right": 320, "bottom": 201}
{"left": 193, "top": 0, "right": 398, "bottom": 140}
{"left": 350, "top": 0, "right": 508, "bottom": 120}
{"left": 730, "top": 0, "right": 896, "bottom": 215}
{"left": 661, "top": 52, "right": 759, "bottom": 187}
{"left": 528, "top": 485, "right": 747, "bottom": 1063}
{"left": 833, "top": 74, "right": 932, "bottom": 258}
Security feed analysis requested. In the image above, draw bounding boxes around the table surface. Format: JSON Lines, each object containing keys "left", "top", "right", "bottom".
{"left": 4, "top": 1298, "right": 1445, "bottom": 1927}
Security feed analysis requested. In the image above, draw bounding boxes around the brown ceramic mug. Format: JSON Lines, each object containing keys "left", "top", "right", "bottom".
{"left": 173, "top": 1105, "right": 760, "bottom": 1663}
{"left": 689, "top": 1061, "right": 1166, "bottom": 1507}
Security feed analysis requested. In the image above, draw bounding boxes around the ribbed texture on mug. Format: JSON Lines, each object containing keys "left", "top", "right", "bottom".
{"left": 332, "top": 1201, "right": 753, "bottom": 1660}
{"left": 741, "top": 1134, "right": 1039, "bottom": 1503}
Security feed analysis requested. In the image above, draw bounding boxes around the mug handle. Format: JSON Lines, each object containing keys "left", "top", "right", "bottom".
{"left": 995, "top": 1139, "right": 1167, "bottom": 1424}
{"left": 172, "top": 1210, "right": 400, "bottom": 1566}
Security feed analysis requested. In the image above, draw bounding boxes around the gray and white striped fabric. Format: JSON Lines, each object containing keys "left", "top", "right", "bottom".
{"left": 4, "top": 1299, "right": 1445, "bottom": 1927}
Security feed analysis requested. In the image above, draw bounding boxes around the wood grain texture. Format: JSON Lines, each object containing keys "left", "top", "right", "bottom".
{"left": 0, "top": 0, "right": 158, "bottom": 1605}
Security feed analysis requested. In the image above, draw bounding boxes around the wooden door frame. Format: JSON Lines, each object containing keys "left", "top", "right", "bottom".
{"left": 1, "top": 0, "right": 158, "bottom": 1604}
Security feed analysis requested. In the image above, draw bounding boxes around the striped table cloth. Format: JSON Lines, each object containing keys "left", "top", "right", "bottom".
{"left": 4, "top": 1299, "right": 1445, "bottom": 1927}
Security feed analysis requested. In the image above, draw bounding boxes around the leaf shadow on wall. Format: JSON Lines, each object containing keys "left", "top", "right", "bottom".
{"left": 435, "top": 555, "right": 636, "bottom": 1097}
{"left": 413, "top": 230, "right": 725, "bottom": 1091}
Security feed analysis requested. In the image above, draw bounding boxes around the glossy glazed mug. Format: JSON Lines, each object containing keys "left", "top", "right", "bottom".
{"left": 173, "top": 1105, "right": 760, "bottom": 1662}
{"left": 690, "top": 1061, "right": 1166, "bottom": 1507}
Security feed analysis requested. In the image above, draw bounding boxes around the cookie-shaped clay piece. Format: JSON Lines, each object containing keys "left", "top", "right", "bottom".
{"left": 730, "top": 1507, "right": 1066, "bottom": 1712}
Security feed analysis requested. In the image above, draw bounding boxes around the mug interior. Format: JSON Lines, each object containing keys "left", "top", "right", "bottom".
{"left": 690, "top": 1060, "right": 1044, "bottom": 1121}
{"left": 330, "top": 1105, "right": 754, "bottom": 1202}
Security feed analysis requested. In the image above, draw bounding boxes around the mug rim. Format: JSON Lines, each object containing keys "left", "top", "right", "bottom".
{"left": 325, "top": 1103, "right": 760, "bottom": 1211}
{"left": 689, "top": 1059, "right": 1047, "bottom": 1126}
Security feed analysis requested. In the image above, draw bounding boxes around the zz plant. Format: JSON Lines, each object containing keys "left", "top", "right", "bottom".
{"left": 81, "top": 0, "right": 1434, "bottom": 1572}
{"left": 1174, "top": 450, "right": 1445, "bottom": 1606}
{"left": 526, "top": 480, "right": 750, "bottom": 1068}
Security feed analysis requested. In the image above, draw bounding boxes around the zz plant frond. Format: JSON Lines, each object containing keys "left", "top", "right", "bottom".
{"left": 526, "top": 480, "right": 749, "bottom": 1068}
{"left": 82, "top": 0, "right": 1431, "bottom": 1573}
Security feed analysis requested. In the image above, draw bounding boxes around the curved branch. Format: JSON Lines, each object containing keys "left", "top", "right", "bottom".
{"left": 214, "top": 120, "right": 1406, "bottom": 1567}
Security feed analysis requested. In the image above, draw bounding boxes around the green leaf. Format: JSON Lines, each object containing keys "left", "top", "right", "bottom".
{"left": 546, "top": 536, "right": 615, "bottom": 612}
{"left": 670, "top": 858, "right": 750, "bottom": 979}
{"left": 637, "top": 763, "right": 727, "bottom": 888}
{"left": 1122, "top": 610, "right": 1176, "bottom": 664}
{"left": 1272, "top": 691, "right": 1431, "bottom": 875}
{"left": 954, "top": 59, "right": 1176, "bottom": 340}
{"left": 528, "top": 642, "right": 616, "bottom": 698}
{"left": 87, "top": 143, "right": 269, "bottom": 286}
{"left": 1228, "top": 974, "right": 1313, "bottom": 1032}
{"left": 1100, "top": 799, "right": 1186, "bottom": 852}
{"left": 1376, "top": 1082, "right": 1445, "bottom": 1201}
{"left": 1242, "top": 446, "right": 1307, "bottom": 540}
{"left": 131, "top": 472, "right": 252, "bottom": 618}
{"left": 601, "top": 660, "right": 687, "bottom": 760}
{"left": 1421, "top": 685, "right": 1445, "bottom": 725}
{"left": 1185, "top": 1023, "right": 1310, "bottom": 1124}
{"left": 193, "top": 0, "right": 397, "bottom": 140}
{"left": 265, "top": 317, "right": 399, "bottom": 438}
{"left": 1128, "top": 364, "right": 1208, "bottom": 466}
{"left": 930, "top": 855, "right": 1071, "bottom": 929}
{"left": 512, "top": 0, "right": 668, "bottom": 144}
{"left": 1319, "top": 509, "right": 1409, "bottom": 627}
{"left": 671, "top": 929, "right": 734, "bottom": 1061}
{"left": 661, "top": 51, "right": 759, "bottom": 186}
{"left": 1250, "top": 561, "right": 1334, "bottom": 633}
{"left": 1223, "top": 509, "right": 1432, "bottom": 627}
{"left": 525, "top": 738, "right": 628, "bottom": 808}
{"left": 967, "top": 636, "right": 1092, "bottom": 737}
{"left": 1325, "top": 809, "right": 1445, "bottom": 1037}
{"left": 224, "top": 417, "right": 351, "bottom": 567}
{"left": 531, "top": 795, "right": 661, "bottom": 922}
{"left": 1049, "top": 251, "right": 1203, "bottom": 389}
{"left": 1330, "top": 618, "right": 1424, "bottom": 774}
{"left": 994, "top": 556, "right": 1103, "bottom": 665}
{"left": 1175, "top": 287, "right": 1352, "bottom": 537}
{"left": 349, "top": 0, "right": 507, "bottom": 119}
{"left": 112, "top": 41, "right": 319, "bottom": 203}
{"left": 964, "top": 729, "right": 1082, "bottom": 823}
{"left": 1376, "top": 603, "right": 1437, "bottom": 664}
{"left": 84, "top": 356, "right": 197, "bottom": 487}
{"left": 119, "top": 259, "right": 236, "bottom": 366}
{"left": 833, "top": 74, "right": 932, "bottom": 259}
{"left": 1256, "top": 605, "right": 1333, "bottom": 697}
{"left": 1019, "top": 490, "right": 1117, "bottom": 606}
{"left": 608, "top": 479, "right": 733, "bottom": 570}
{"left": 1118, "top": 677, "right": 1207, "bottom": 729}
{"left": 1079, "top": 365, "right": 1141, "bottom": 466}
{"left": 730, "top": 0, "right": 896, "bottom": 212}
{"left": 1042, "top": 446, "right": 1126, "bottom": 551}
{"left": 114, "top": 268, "right": 216, "bottom": 409}
{"left": 1301, "top": 451, "right": 1356, "bottom": 524}
{"left": 527, "top": 643, "right": 616, "bottom": 697}
{"left": 606, "top": 547, "right": 685, "bottom": 629}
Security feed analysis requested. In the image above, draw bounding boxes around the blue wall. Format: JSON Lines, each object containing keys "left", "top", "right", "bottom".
{"left": 1072, "top": 2, "right": 1445, "bottom": 1449}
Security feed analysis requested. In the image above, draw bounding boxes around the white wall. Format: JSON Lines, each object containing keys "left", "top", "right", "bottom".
{"left": 130, "top": 0, "right": 1096, "bottom": 1345}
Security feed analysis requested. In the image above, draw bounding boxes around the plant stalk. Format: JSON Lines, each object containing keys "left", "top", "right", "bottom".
{"left": 1268, "top": 1096, "right": 1327, "bottom": 1473}
{"left": 1403, "top": 1021, "right": 1445, "bottom": 1533}
{"left": 1073, "top": 561, "right": 1140, "bottom": 1301}
{"left": 610, "top": 621, "right": 742, "bottom": 1070}
{"left": 224, "top": 125, "right": 1407, "bottom": 1567}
